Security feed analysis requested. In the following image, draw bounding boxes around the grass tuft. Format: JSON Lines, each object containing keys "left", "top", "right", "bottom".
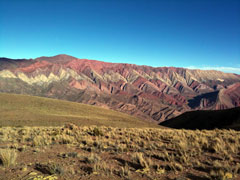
{"left": 0, "top": 149, "right": 17, "bottom": 167}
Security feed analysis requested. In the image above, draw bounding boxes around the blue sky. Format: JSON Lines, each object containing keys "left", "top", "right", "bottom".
{"left": 0, "top": 0, "right": 240, "bottom": 73}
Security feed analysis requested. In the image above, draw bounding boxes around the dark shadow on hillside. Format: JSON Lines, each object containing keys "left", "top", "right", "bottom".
{"left": 160, "top": 107, "right": 240, "bottom": 130}
{"left": 188, "top": 91, "right": 219, "bottom": 109}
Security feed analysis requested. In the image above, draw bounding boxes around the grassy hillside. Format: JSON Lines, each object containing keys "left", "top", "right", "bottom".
{"left": 0, "top": 93, "right": 158, "bottom": 128}
{"left": 160, "top": 107, "right": 240, "bottom": 130}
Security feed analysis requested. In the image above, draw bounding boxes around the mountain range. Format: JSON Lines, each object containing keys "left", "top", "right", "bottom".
{"left": 0, "top": 54, "right": 240, "bottom": 123}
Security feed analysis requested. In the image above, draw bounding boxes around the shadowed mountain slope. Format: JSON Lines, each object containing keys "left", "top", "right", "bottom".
{"left": 160, "top": 107, "right": 240, "bottom": 130}
{"left": 0, "top": 93, "right": 158, "bottom": 128}
{"left": 0, "top": 54, "right": 240, "bottom": 122}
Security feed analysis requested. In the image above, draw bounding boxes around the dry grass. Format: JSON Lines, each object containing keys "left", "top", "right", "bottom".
{"left": 0, "top": 149, "right": 17, "bottom": 167}
{"left": 0, "top": 93, "right": 158, "bottom": 128}
{"left": 0, "top": 124, "right": 240, "bottom": 179}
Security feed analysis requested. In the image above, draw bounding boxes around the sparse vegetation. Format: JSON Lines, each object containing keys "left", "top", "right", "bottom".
{"left": 35, "top": 163, "right": 64, "bottom": 175}
{"left": 0, "top": 123, "right": 240, "bottom": 179}
{"left": 0, "top": 149, "right": 17, "bottom": 167}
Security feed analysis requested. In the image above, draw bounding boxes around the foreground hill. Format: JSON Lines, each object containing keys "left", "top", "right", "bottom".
{"left": 0, "top": 93, "right": 157, "bottom": 128}
{"left": 0, "top": 54, "right": 240, "bottom": 122}
{"left": 160, "top": 107, "right": 240, "bottom": 130}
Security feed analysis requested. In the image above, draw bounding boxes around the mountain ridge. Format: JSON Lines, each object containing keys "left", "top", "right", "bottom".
{"left": 2, "top": 54, "right": 240, "bottom": 75}
{"left": 0, "top": 54, "right": 240, "bottom": 122}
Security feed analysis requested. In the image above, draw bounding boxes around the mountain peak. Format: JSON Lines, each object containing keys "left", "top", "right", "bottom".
{"left": 35, "top": 54, "right": 78, "bottom": 63}
{"left": 54, "top": 54, "right": 76, "bottom": 58}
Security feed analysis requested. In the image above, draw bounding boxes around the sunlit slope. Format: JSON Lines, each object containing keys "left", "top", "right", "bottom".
{"left": 0, "top": 93, "right": 159, "bottom": 128}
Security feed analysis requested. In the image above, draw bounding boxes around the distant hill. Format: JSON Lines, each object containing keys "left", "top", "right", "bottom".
{"left": 159, "top": 107, "right": 240, "bottom": 130}
{"left": 0, "top": 93, "right": 159, "bottom": 128}
{"left": 0, "top": 54, "right": 240, "bottom": 123}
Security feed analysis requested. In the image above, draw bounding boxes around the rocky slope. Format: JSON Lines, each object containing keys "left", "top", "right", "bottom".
{"left": 0, "top": 54, "right": 240, "bottom": 122}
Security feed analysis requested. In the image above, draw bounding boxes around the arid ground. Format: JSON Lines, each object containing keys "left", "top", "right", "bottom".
{"left": 0, "top": 124, "right": 240, "bottom": 180}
